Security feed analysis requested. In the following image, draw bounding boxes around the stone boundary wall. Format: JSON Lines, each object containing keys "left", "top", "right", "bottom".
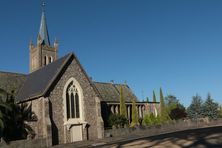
{"left": 104, "top": 119, "right": 222, "bottom": 138}
{"left": 0, "top": 138, "right": 47, "bottom": 148}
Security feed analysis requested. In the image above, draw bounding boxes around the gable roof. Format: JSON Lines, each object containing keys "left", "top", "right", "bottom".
{"left": 15, "top": 51, "right": 138, "bottom": 103}
{"left": 93, "top": 82, "right": 138, "bottom": 102}
{"left": 0, "top": 71, "right": 26, "bottom": 95}
{"left": 16, "top": 52, "right": 102, "bottom": 103}
{"left": 16, "top": 53, "right": 72, "bottom": 102}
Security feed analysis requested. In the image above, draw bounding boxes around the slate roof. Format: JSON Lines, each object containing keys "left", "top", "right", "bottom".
{"left": 93, "top": 82, "right": 138, "bottom": 102}
{"left": 115, "top": 84, "right": 138, "bottom": 101}
{"left": 0, "top": 71, "right": 26, "bottom": 94}
{"left": 39, "top": 11, "right": 50, "bottom": 45}
{"left": 13, "top": 51, "right": 138, "bottom": 103}
{"left": 16, "top": 53, "right": 72, "bottom": 102}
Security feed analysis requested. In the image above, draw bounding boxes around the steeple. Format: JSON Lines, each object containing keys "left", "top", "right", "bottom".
{"left": 29, "top": 1, "right": 58, "bottom": 73}
{"left": 38, "top": 1, "right": 50, "bottom": 45}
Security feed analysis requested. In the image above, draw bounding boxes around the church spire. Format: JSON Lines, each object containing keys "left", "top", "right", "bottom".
{"left": 30, "top": 0, "right": 58, "bottom": 73}
{"left": 38, "top": 1, "right": 50, "bottom": 45}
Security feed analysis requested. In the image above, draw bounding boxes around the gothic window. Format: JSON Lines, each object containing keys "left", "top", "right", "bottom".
{"left": 66, "top": 81, "right": 80, "bottom": 119}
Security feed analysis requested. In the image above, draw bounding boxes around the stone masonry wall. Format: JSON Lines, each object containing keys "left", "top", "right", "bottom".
{"left": 47, "top": 56, "right": 103, "bottom": 144}
{"left": 26, "top": 97, "right": 52, "bottom": 147}
{"left": 27, "top": 99, "right": 44, "bottom": 139}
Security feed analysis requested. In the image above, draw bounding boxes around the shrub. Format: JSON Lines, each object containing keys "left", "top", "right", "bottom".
{"left": 143, "top": 113, "right": 161, "bottom": 126}
{"left": 169, "top": 106, "right": 187, "bottom": 120}
{"left": 108, "top": 114, "right": 128, "bottom": 128}
{"left": 143, "top": 114, "right": 152, "bottom": 126}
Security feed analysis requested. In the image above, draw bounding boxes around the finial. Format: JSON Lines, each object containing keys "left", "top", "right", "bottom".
{"left": 54, "top": 37, "right": 58, "bottom": 43}
{"left": 54, "top": 38, "right": 59, "bottom": 50}
{"left": 39, "top": 0, "right": 50, "bottom": 46}
{"left": 41, "top": 0, "right": 46, "bottom": 13}
{"left": 29, "top": 39, "right": 34, "bottom": 50}
{"left": 29, "top": 39, "right": 33, "bottom": 45}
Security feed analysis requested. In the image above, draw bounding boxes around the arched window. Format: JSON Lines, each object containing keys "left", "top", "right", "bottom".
{"left": 48, "top": 56, "right": 53, "bottom": 64}
{"left": 66, "top": 81, "right": 80, "bottom": 119}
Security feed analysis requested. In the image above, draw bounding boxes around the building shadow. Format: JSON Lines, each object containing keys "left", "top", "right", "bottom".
{"left": 49, "top": 100, "right": 59, "bottom": 145}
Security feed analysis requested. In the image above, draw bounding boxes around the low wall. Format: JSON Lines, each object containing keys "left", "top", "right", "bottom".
{"left": 0, "top": 138, "right": 47, "bottom": 148}
{"left": 104, "top": 119, "right": 222, "bottom": 138}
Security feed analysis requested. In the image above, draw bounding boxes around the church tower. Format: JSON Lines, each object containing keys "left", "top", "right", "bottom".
{"left": 29, "top": 2, "right": 58, "bottom": 73}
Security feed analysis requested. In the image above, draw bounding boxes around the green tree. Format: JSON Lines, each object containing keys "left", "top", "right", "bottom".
{"left": 131, "top": 99, "right": 138, "bottom": 127}
{"left": 144, "top": 97, "right": 151, "bottom": 115}
{"left": 152, "top": 91, "right": 157, "bottom": 118}
{"left": 153, "top": 91, "right": 156, "bottom": 102}
{"left": 0, "top": 90, "right": 36, "bottom": 141}
{"left": 187, "top": 94, "right": 203, "bottom": 119}
{"left": 146, "top": 97, "right": 149, "bottom": 103}
{"left": 160, "top": 88, "right": 165, "bottom": 116}
{"left": 165, "top": 95, "right": 187, "bottom": 120}
{"left": 165, "top": 95, "right": 179, "bottom": 110}
{"left": 219, "top": 106, "right": 222, "bottom": 118}
{"left": 169, "top": 107, "right": 187, "bottom": 120}
{"left": 202, "top": 94, "right": 219, "bottom": 120}
{"left": 119, "top": 87, "right": 127, "bottom": 118}
{"left": 160, "top": 88, "right": 170, "bottom": 122}
{"left": 0, "top": 89, "right": 12, "bottom": 139}
{"left": 3, "top": 98, "right": 35, "bottom": 141}
{"left": 0, "top": 101, "right": 10, "bottom": 134}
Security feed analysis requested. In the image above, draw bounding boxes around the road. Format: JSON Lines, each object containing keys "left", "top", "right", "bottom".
{"left": 98, "top": 126, "right": 222, "bottom": 148}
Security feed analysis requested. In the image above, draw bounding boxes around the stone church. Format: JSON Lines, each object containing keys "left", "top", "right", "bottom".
{"left": 0, "top": 6, "right": 159, "bottom": 146}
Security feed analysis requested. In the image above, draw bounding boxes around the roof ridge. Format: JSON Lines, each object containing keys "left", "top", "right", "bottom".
{"left": 93, "top": 81, "right": 127, "bottom": 86}
{"left": 114, "top": 83, "right": 128, "bottom": 86}
{"left": 41, "top": 53, "right": 73, "bottom": 97}
{"left": 0, "top": 71, "right": 26, "bottom": 76}
{"left": 93, "top": 81, "right": 113, "bottom": 85}
{"left": 71, "top": 53, "right": 102, "bottom": 99}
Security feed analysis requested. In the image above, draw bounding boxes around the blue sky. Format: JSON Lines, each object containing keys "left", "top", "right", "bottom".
{"left": 0, "top": 0, "right": 222, "bottom": 107}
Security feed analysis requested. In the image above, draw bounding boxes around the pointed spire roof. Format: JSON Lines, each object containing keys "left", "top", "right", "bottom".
{"left": 38, "top": 2, "right": 50, "bottom": 45}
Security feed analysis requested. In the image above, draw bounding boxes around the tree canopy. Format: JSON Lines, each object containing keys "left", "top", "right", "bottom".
{"left": 152, "top": 91, "right": 156, "bottom": 102}
{"left": 131, "top": 99, "right": 138, "bottom": 127}
{"left": 187, "top": 94, "right": 203, "bottom": 119}
{"left": 159, "top": 88, "right": 170, "bottom": 121}
{"left": 202, "top": 94, "right": 219, "bottom": 120}
{"left": 187, "top": 94, "right": 220, "bottom": 120}
{"left": 119, "top": 87, "right": 127, "bottom": 118}
{"left": 165, "top": 95, "right": 186, "bottom": 120}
